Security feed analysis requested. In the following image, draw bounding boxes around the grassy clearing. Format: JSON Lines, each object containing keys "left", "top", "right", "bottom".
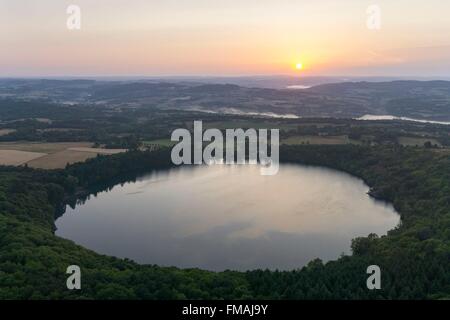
{"left": 281, "top": 135, "right": 360, "bottom": 145}
{"left": 204, "top": 121, "right": 297, "bottom": 130}
{"left": 143, "top": 139, "right": 177, "bottom": 147}
{"left": 397, "top": 136, "right": 441, "bottom": 147}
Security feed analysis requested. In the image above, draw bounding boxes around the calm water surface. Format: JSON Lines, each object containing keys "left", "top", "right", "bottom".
{"left": 356, "top": 114, "right": 450, "bottom": 125}
{"left": 56, "top": 164, "right": 399, "bottom": 271}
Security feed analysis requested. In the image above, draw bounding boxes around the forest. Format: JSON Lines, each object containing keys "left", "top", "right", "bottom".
{"left": 2, "top": 99, "right": 450, "bottom": 148}
{"left": 0, "top": 144, "right": 449, "bottom": 299}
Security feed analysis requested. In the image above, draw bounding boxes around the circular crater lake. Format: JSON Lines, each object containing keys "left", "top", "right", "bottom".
{"left": 56, "top": 164, "right": 399, "bottom": 271}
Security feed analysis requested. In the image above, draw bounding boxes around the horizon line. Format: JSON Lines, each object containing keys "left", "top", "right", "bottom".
{"left": 2, "top": 74, "right": 450, "bottom": 80}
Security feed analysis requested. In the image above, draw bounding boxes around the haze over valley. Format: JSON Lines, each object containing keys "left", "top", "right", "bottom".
{"left": 2, "top": 78, "right": 450, "bottom": 121}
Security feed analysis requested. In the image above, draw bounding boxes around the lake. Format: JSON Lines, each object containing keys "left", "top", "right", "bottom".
{"left": 356, "top": 114, "right": 450, "bottom": 125}
{"left": 56, "top": 164, "right": 399, "bottom": 271}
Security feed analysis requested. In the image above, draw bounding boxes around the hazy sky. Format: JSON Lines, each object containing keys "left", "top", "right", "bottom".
{"left": 1, "top": 0, "right": 450, "bottom": 77}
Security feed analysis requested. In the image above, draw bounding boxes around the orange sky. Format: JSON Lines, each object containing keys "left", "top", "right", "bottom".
{"left": 1, "top": 0, "right": 450, "bottom": 77}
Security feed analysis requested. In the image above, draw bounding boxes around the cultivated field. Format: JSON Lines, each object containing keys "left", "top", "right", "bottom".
{"left": 281, "top": 135, "right": 361, "bottom": 145}
{"left": 68, "top": 147, "right": 126, "bottom": 154}
{"left": 0, "top": 142, "right": 93, "bottom": 153}
{"left": 27, "top": 150, "right": 98, "bottom": 169}
{"left": 0, "top": 129, "right": 16, "bottom": 136}
{"left": 0, "top": 150, "right": 46, "bottom": 166}
{"left": 0, "top": 142, "right": 126, "bottom": 169}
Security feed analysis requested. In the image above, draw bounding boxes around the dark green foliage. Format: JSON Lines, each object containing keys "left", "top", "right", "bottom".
{"left": 0, "top": 146, "right": 449, "bottom": 299}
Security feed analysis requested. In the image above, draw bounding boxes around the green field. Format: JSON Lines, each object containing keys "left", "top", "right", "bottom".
{"left": 143, "top": 139, "right": 177, "bottom": 147}
{"left": 397, "top": 136, "right": 442, "bottom": 147}
{"left": 281, "top": 135, "right": 361, "bottom": 145}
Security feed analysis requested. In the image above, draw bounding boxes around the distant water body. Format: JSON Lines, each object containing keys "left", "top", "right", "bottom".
{"left": 220, "top": 108, "right": 300, "bottom": 119}
{"left": 356, "top": 114, "right": 450, "bottom": 125}
{"left": 286, "top": 85, "right": 312, "bottom": 90}
{"left": 188, "top": 107, "right": 300, "bottom": 119}
{"left": 56, "top": 164, "right": 399, "bottom": 271}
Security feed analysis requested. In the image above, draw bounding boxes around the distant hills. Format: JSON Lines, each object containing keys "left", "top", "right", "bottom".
{"left": 1, "top": 78, "right": 450, "bottom": 121}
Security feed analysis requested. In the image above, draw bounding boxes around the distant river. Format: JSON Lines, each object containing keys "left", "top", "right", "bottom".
{"left": 356, "top": 114, "right": 450, "bottom": 125}
{"left": 56, "top": 165, "right": 399, "bottom": 271}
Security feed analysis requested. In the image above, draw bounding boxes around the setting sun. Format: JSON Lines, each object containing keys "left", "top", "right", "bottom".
{"left": 296, "top": 63, "right": 303, "bottom": 70}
